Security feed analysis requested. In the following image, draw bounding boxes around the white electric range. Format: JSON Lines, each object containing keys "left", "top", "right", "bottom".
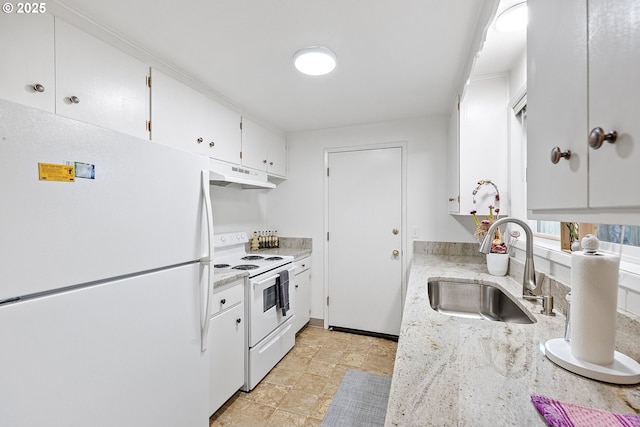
{"left": 213, "top": 232, "right": 296, "bottom": 391}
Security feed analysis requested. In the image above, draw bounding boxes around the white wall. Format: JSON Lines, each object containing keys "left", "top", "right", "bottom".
{"left": 210, "top": 185, "right": 268, "bottom": 233}
{"left": 265, "top": 116, "right": 477, "bottom": 320}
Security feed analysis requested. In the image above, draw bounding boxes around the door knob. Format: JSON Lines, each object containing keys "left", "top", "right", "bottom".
{"left": 589, "top": 127, "right": 617, "bottom": 149}
{"left": 392, "top": 250, "right": 399, "bottom": 257}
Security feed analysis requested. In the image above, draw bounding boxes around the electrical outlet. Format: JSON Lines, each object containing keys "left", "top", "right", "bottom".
{"left": 411, "top": 227, "right": 420, "bottom": 239}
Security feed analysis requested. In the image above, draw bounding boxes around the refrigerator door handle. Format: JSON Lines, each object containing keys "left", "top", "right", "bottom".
{"left": 200, "top": 169, "right": 214, "bottom": 352}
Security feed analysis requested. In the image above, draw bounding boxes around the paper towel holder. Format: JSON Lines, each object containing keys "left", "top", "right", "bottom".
{"left": 544, "top": 338, "right": 640, "bottom": 385}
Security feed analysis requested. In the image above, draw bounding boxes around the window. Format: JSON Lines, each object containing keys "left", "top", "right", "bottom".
{"left": 598, "top": 224, "right": 640, "bottom": 248}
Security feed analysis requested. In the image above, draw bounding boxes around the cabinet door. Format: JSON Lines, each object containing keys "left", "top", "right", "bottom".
{"left": 458, "top": 76, "right": 508, "bottom": 215}
{"left": 240, "top": 117, "right": 270, "bottom": 172}
{"left": 150, "top": 68, "right": 209, "bottom": 155}
{"left": 208, "top": 303, "right": 244, "bottom": 415}
{"left": 241, "top": 117, "right": 287, "bottom": 177}
{"left": 527, "top": 0, "right": 588, "bottom": 211}
{"left": 0, "top": 13, "right": 54, "bottom": 112}
{"left": 447, "top": 103, "right": 460, "bottom": 213}
{"left": 202, "top": 100, "right": 241, "bottom": 164}
{"left": 266, "top": 132, "right": 287, "bottom": 177}
{"left": 55, "top": 18, "right": 149, "bottom": 139}
{"left": 293, "top": 258, "right": 311, "bottom": 334}
{"left": 588, "top": 0, "right": 640, "bottom": 208}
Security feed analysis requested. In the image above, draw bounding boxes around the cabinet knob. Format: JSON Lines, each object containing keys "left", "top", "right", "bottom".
{"left": 392, "top": 249, "right": 400, "bottom": 257}
{"left": 269, "top": 161, "right": 274, "bottom": 166}
{"left": 236, "top": 318, "right": 242, "bottom": 324}
{"left": 209, "top": 141, "right": 215, "bottom": 148}
{"left": 589, "top": 127, "right": 617, "bottom": 149}
{"left": 197, "top": 137, "right": 203, "bottom": 144}
{"left": 220, "top": 298, "right": 226, "bottom": 304}
{"left": 33, "top": 83, "right": 45, "bottom": 93}
{"left": 550, "top": 146, "right": 571, "bottom": 164}
{"left": 68, "top": 96, "right": 80, "bottom": 104}
{"left": 448, "top": 198, "right": 455, "bottom": 202}
{"left": 263, "top": 159, "right": 267, "bottom": 164}
{"left": 295, "top": 284, "right": 299, "bottom": 288}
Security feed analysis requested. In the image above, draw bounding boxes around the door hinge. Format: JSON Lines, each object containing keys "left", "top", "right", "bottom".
{"left": 326, "top": 296, "right": 329, "bottom": 306}
{"left": 240, "top": 151, "right": 243, "bottom": 159}
{"left": 146, "top": 75, "right": 151, "bottom": 88}
{"left": 146, "top": 120, "right": 151, "bottom": 132}
{"left": 240, "top": 121, "right": 243, "bottom": 130}
{"left": 327, "top": 167, "right": 329, "bottom": 177}
{"left": 326, "top": 232, "right": 329, "bottom": 241}
{"left": 457, "top": 101, "right": 460, "bottom": 111}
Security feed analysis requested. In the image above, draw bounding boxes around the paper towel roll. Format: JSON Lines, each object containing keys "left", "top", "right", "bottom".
{"left": 570, "top": 251, "right": 620, "bottom": 365}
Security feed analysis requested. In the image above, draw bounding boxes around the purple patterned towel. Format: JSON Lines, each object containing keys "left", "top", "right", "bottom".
{"left": 531, "top": 395, "right": 640, "bottom": 427}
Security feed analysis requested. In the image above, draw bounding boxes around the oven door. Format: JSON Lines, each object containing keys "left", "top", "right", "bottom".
{"left": 248, "top": 265, "right": 296, "bottom": 347}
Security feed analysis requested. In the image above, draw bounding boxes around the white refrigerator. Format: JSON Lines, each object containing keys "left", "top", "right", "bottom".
{"left": 0, "top": 99, "right": 214, "bottom": 426}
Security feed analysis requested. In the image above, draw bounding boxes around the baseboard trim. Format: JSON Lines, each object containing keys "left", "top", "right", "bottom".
{"left": 328, "top": 325, "right": 399, "bottom": 342}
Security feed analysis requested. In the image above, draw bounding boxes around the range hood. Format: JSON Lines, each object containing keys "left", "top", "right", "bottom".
{"left": 209, "top": 159, "right": 276, "bottom": 189}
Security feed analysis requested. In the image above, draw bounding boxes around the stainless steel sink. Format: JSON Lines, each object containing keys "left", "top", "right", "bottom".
{"left": 427, "top": 279, "right": 536, "bottom": 324}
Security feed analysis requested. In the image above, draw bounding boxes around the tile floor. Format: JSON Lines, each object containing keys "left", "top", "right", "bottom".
{"left": 209, "top": 326, "right": 398, "bottom": 427}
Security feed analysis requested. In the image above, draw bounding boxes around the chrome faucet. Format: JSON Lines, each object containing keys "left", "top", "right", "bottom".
{"left": 479, "top": 217, "right": 543, "bottom": 297}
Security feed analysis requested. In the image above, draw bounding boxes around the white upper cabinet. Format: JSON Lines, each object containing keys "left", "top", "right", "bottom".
{"left": 150, "top": 68, "right": 210, "bottom": 156}
{"left": 241, "top": 118, "right": 287, "bottom": 178}
{"left": 455, "top": 75, "right": 508, "bottom": 216}
{"left": 54, "top": 18, "right": 149, "bottom": 140}
{"left": 447, "top": 101, "right": 460, "bottom": 214}
{"left": 0, "top": 13, "right": 55, "bottom": 112}
{"left": 201, "top": 97, "right": 242, "bottom": 164}
{"left": 528, "top": 0, "right": 640, "bottom": 221}
{"left": 587, "top": 0, "right": 640, "bottom": 208}
{"left": 150, "top": 68, "right": 241, "bottom": 163}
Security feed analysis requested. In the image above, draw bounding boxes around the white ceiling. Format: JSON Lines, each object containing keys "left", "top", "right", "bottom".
{"left": 50, "top": 0, "right": 516, "bottom": 133}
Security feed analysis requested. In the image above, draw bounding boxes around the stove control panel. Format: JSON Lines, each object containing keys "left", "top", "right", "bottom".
{"left": 213, "top": 232, "right": 249, "bottom": 248}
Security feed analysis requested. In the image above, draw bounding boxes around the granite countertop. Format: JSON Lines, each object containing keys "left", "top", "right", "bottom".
{"left": 385, "top": 244, "right": 640, "bottom": 426}
{"left": 251, "top": 247, "right": 312, "bottom": 261}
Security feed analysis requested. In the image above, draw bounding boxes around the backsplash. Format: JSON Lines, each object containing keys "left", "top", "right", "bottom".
{"left": 413, "top": 241, "right": 485, "bottom": 260}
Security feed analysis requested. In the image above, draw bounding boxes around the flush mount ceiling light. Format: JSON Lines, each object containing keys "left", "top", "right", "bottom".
{"left": 495, "top": 2, "right": 527, "bottom": 32}
{"left": 293, "top": 46, "right": 337, "bottom": 76}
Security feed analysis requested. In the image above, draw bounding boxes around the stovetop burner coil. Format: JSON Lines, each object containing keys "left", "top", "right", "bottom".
{"left": 214, "top": 264, "right": 231, "bottom": 268}
{"left": 232, "top": 264, "right": 260, "bottom": 270}
{"left": 242, "top": 255, "right": 264, "bottom": 261}
{"left": 265, "top": 256, "right": 283, "bottom": 261}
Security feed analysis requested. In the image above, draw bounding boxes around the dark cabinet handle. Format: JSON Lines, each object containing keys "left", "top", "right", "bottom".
{"left": 550, "top": 146, "right": 571, "bottom": 164}
{"left": 589, "top": 127, "right": 617, "bottom": 149}
{"left": 220, "top": 298, "right": 226, "bottom": 304}
{"left": 236, "top": 318, "right": 242, "bottom": 324}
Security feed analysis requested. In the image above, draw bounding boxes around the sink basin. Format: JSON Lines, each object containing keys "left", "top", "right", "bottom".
{"left": 427, "top": 279, "right": 535, "bottom": 324}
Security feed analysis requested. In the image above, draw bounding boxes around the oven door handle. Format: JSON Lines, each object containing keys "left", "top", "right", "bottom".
{"left": 253, "top": 274, "right": 279, "bottom": 288}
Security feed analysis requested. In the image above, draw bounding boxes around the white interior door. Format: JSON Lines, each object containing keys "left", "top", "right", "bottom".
{"left": 327, "top": 146, "right": 403, "bottom": 336}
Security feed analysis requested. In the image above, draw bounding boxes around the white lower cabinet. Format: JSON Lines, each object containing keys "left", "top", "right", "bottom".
{"left": 293, "top": 257, "right": 311, "bottom": 334}
{"left": 208, "top": 280, "right": 245, "bottom": 415}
